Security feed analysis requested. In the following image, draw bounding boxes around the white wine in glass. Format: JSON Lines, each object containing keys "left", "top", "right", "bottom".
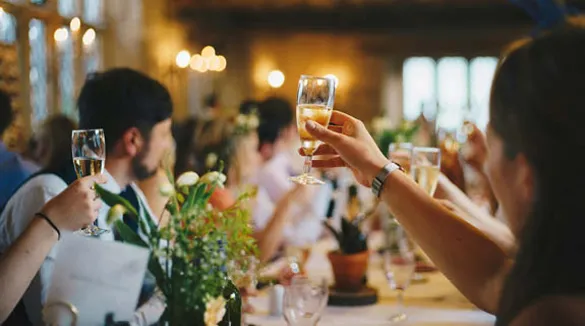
{"left": 411, "top": 147, "right": 441, "bottom": 196}
{"left": 290, "top": 75, "right": 336, "bottom": 186}
{"left": 71, "top": 129, "right": 108, "bottom": 236}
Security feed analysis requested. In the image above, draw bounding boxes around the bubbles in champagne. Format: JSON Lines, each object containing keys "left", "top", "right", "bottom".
{"left": 297, "top": 104, "right": 332, "bottom": 155}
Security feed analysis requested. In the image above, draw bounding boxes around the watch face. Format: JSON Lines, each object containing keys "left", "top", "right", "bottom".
{"left": 31, "top": 0, "right": 48, "bottom": 5}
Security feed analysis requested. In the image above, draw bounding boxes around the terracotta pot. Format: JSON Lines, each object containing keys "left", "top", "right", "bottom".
{"left": 327, "top": 250, "right": 369, "bottom": 292}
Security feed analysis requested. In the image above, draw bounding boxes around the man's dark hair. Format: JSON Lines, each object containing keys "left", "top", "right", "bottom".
{"left": 78, "top": 68, "right": 173, "bottom": 153}
{"left": 0, "top": 89, "right": 13, "bottom": 135}
{"left": 257, "top": 97, "right": 294, "bottom": 146}
{"left": 239, "top": 99, "right": 259, "bottom": 115}
{"left": 204, "top": 93, "right": 218, "bottom": 108}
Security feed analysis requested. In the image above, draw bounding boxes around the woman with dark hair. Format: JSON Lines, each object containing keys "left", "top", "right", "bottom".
{"left": 300, "top": 27, "right": 585, "bottom": 325}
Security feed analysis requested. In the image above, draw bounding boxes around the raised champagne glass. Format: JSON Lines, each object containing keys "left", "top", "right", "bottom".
{"left": 411, "top": 147, "right": 441, "bottom": 196}
{"left": 290, "top": 75, "right": 336, "bottom": 185}
{"left": 71, "top": 129, "right": 108, "bottom": 236}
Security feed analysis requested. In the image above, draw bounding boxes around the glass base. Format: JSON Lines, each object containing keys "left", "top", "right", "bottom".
{"left": 389, "top": 312, "right": 407, "bottom": 323}
{"left": 289, "top": 174, "right": 325, "bottom": 185}
{"left": 75, "top": 224, "right": 109, "bottom": 237}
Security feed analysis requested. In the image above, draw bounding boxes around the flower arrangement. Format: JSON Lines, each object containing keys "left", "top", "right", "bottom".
{"left": 370, "top": 116, "right": 419, "bottom": 157}
{"left": 233, "top": 111, "right": 259, "bottom": 136}
{"left": 97, "top": 167, "right": 258, "bottom": 326}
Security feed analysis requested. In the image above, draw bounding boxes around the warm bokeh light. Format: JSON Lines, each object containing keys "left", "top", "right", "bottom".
{"left": 70, "top": 17, "right": 81, "bottom": 32}
{"left": 209, "top": 56, "right": 221, "bottom": 71}
{"left": 189, "top": 54, "right": 205, "bottom": 71}
{"left": 53, "top": 27, "right": 69, "bottom": 43}
{"left": 324, "top": 74, "right": 339, "bottom": 88}
{"left": 267, "top": 70, "right": 285, "bottom": 88}
{"left": 82, "top": 28, "right": 96, "bottom": 46}
{"left": 175, "top": 50, "right": 191, "bottom": 68}
{"left": 201, "top": 46, "right": 215, "bottom": 58}
{"left": 217, "top": 55, "right": 227, "bottom": 72}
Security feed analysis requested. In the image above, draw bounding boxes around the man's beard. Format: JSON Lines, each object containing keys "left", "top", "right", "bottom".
{"left": 132, "top": 148, "right": 158, "bottom": 181}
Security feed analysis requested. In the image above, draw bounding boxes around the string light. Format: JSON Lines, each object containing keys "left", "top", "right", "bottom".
{"left": 82, "top": 28, "right": 96, "bottom": 46}
{"left": 268, "top": 70, "right": 285, "bottom": 88}
{"left": 70, "top": 17, "right": 81, "bottom": 32}
{"left": 175, "top": 50, "right": 190, "bottom": 68}
{"left": 188, "top": 46, "right": 227, "bottom": 73}
{"left": 53, "top": 27, "right": 69, "bottom": 43}
{"left": 201, "top": 46, "right": 215, "bottom": 58}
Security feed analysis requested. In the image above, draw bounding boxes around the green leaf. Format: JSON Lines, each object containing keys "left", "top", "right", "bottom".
{"left": 114, "top": 219, "right": 148, "bottom": 248}
{"left": 95, "top": 184, "right": 139, "bottom": 217}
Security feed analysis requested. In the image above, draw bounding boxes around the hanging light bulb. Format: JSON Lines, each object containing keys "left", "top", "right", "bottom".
{"left": 175, "top": 50, "right": 190, "bottom": 68}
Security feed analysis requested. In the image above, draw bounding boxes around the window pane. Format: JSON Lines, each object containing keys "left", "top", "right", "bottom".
{"left": 83, "top": 0, "right": 102, "bottom": 24}
{"left": 403, "top": 57, "right": 435, "bottom": 121}
{"left": 470, "top": 57, "right": 498, "bottom": 130}
{"left": 59, "top": 0, "right": 78, "bottom": 17}
{"left": 0, "top": 10, "right": 17, "bottom": 44}
{"left": 29, "top": 19, "right": 48, "bottom": 125}
{"left": 437, "top": 57, "right": 468, "bottom": 131}
{"left": 83, "top": 33, "right": 101, "bottom": 76}
{"left": 57, "top": 27, "right": 76, "bottom": 120}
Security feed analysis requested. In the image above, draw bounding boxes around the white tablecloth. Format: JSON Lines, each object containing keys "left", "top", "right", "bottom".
{"left": 246, "top": 233, "right": 496, "bottom": 326}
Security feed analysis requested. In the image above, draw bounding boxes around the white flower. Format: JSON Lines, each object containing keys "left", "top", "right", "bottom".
{"left": 106, "top": 204, "right": 126, "bottom": 225}
{"left": 199, "top": 171, "right": 227, "bottom": 188}
{"left": 176, "top": 171, "right": 199, "bottom": 187}
{"left": 247, "top": 115, "right": 259, "bottom": 129}
{"left": 236, "top": 114, "right": 247, "bottom": 126}
{"left": 204, "top": 296, "right": 227, "bottom": 326}
{"left": 205, "top": 153, "right": 218, "bottom": 168}
{"left": 372, "top": 116, "right": 392, "bottom": 134}
{"left": 159, "top": 182, "right": 175, "bottom": 196}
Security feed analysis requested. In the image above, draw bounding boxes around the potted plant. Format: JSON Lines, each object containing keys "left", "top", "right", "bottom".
{"left": 324, "top": 217, "right": 369, "bottom": 292}
{"left": 97, "top": 167, "right": 258, "bottom": 326}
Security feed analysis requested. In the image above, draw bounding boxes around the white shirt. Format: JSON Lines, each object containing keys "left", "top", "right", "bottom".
{"left": 0, "top": 170, "right": 159, "bottom": 325}
{"left": 255, "top": 151, "right": 332, "bottom": 247}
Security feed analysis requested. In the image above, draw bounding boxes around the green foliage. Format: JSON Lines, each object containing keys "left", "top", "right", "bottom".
{"left": 96, "top": 170, "right": 257, "bottom": 326}
{"left": 374, "top": 123, "right": 420, "bottom": 157}
{"left": 323, "top": 217, "right": 368, "bottom": 255}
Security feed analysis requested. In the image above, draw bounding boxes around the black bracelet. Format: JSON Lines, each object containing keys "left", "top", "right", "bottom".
{"left": 35, "top": 212, "right": 61, "bottom": 240}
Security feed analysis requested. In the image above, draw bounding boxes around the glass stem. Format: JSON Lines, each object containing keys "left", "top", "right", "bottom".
{"left": 303, "top": 155, "right": 313, "bottom": 175}
{"left": 396, "top": 288, "right": 405, "bottom": 314}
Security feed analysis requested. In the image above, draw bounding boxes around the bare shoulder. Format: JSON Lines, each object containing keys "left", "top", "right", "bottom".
{"left": 511, "top": 296, "right": 585, "bottom": 326}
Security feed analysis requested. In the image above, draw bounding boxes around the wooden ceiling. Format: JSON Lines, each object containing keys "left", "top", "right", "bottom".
{"left": 174, "top": 0, "right": 585, "bottom": 32}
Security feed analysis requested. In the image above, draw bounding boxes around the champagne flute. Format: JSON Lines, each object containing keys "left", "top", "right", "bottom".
{"left": 411, "top": 147, "right": 441, "bottom": 196}
{"left": 71, "top": 129, "right": 108, "bottom": 236}
{"left": 290, "top": 75, "right": 336, "bottom": 186}
{"left": 383, "top": 220, "right": 416, "bottom": 323}
{"left": 283, "top": 275, "right": 329, "bottom": 326}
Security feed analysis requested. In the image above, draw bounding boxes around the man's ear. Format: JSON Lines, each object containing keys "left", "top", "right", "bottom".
{"left": 120, "top": 127, "right": 144, "bottom": 158}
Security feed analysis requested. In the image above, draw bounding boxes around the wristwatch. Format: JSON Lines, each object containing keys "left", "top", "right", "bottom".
{"left": 371, "top": 162, "right": 402, "bottom": 198}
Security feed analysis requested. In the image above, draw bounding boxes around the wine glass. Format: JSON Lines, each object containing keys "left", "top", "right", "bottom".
{"left": 388, "top": 142, "right": 413, "bottom": 175}
{"left": 411, "top": 147, "right": 441, "bottom": 196}
{"left": 290, "top": 75, "right": 336, "bottom": 186}
{"left": 283, "top": 275, "right": 329, "bottom": 326}
{"left": 383, "top": 220, "right": 416, "bottom": 323}
{"left": 71, "top": 129, "right": 108, "bottom": 236}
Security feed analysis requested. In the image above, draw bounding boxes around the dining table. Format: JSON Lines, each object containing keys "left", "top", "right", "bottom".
{"left": 246, "top": 232, "right": 496, "bottom": 326}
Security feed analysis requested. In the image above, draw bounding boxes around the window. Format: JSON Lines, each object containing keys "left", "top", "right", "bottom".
{"left": 29, "top": 19, "right": 48, "bottom": 125}
{"left": 83, "top": 0, "right": 103, "bottom": 25}
{"left": 0, "top": 10, "right": 17, "bottom": 44}
{"left": 58, "top": 0, "right": 78, "bottom": 18}
{"left": 57, "top": 26, "right": 76, "bottom": 120}
{"left": 403, "top": 56, "right": 498, "bottom": 131}
{"left": 83, "top": 31, "right": 100, "bottom": 76}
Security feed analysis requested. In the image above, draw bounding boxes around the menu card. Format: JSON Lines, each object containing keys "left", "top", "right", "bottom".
{"left": 44, "top": 233, "right": 150, "bottom": 326}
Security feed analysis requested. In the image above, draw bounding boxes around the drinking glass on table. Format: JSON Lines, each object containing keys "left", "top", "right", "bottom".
{"left": 290, "top": 75, "right": 336, "bottom": 186}
{"left": 71, "top": 129, "right": 108, "bottom": 236}
{"left": 411, "top": 147, "right": 441, "bottom": 196}
{"left": 383, "top": 220, "right": 416, "bottom": 323}
{"left": 283, "top": 275, "right": 329, "bottom": 326}
{"left": 388, "top": 142, "right": 413, "bottom": 175}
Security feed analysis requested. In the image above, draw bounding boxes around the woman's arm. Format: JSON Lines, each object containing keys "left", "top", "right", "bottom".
{"left": 304, "top": 111, "right": 513, "bottom": 312}
{"left": 0, "top": 174, "right": 104, "bottom": 323}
